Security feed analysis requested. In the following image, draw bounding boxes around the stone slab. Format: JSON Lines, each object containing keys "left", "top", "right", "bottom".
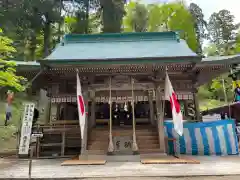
{"left": 1, "top": 156, "right": 240, "bottom": 179}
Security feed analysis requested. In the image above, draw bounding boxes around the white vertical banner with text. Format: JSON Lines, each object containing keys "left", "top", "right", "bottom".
{"left": 18, "top": 103, "right": 35, "bottom": 155}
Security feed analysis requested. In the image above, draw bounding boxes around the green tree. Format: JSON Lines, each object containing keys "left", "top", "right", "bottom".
{"left": 162, "top": 3, "right": 198, "bottom": 52}
{"left": 102, "top": 0, "right": 126, "bottom": 33}
{"left": 234, "top": 30, "right": 240, "bottom": 54}
{"left": 0, "top": 0, "right": 63, "bottom": 59}
{"left": 124, "top": 2, "right": 198, "bottom": 52}
{"left": 208, "top": 10, "right": 238, "bottom": 55}
{"left": 189, "top": 3, "right": 207, "bottom": 54}
{"left": 0, "top": 29, "right": 26, "bottom": 91}
{"left": 123, "top": 1, "right": 148, "bottom": 32}
{"left": 203, "top": 44, "right": 218, "bottom": 56}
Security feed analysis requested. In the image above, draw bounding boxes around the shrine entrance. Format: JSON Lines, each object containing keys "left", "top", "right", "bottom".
{"left": 95, "top": 101, "right": 134, "bottom": 127}
{"left": 112, "top": 102, "right": 132, "bottom": 126}
{"left": 95, "top": 100, "right": 151, "bottom": 127}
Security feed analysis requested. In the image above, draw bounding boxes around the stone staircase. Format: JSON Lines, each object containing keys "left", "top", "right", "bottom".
{"left": 87, "top": 127, "right": 109, "bottom": 155}
{"left": 136, "top": 126, "right": 160, "bottom": 154}
{"left": 87, "top": 125, "right": 160, "bottom": 155}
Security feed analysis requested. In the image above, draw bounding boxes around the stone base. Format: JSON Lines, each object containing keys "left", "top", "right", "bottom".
{"left": 107, "top": 151, "right": 114, "bottom": 156}
{"left": 132, "top": 151, "right": 139, "bottom": 155}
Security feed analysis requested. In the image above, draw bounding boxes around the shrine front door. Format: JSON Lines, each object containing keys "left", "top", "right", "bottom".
{"left": 112, "top": 102, "right": 132, "bottom": 126}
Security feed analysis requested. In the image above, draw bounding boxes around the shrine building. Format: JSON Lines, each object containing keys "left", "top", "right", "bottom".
{"left": 15, "top": 32, "right": 240, "bottom": 158}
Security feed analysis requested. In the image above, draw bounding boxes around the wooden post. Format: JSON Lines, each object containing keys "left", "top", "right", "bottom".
{"left": 44, "top": 98, "right": 51, "bottom": 124}
{"left": 192, "top": 73, "right": 201, "bottom": 122}
{"left": 131, "top": 77, "right": 138, "bottom": 154}
{"left": 108, "top": 76, "right": 114, "bottom": 154}
{"left": 193, "top": 87, "right": 201, "bottom": 121}
{"left": 28, "top": 147, "right": 34, "bottom": 180}
{"left": 90, "top": 90, "right": 96, "bottom": 128}
{"left": 148, "top": 90, "right": 155, "bottom": 125}
{"left": 61, "top": 131, "right": 66, "bottom": 156}
{"left": 155, "top": 86, "right": 166, "bottom": 154}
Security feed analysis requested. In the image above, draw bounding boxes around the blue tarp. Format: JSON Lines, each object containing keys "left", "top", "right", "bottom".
{"left": 164, "top": 120, "right": 239, "bottom": 155}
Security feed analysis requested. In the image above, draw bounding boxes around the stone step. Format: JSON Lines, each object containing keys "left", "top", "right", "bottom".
{"left": 88, "top": 137, "right": 108, "bottom": 140}
{"left": 139, "top": 149, "right": 161, "bottom": 154}
{"left": 136, "top": 136, "right": 159, "bottom": 140}
{"left": 137, "top": 139, "right": 159, "bottom": 143}
{"left": 88, "top": 144, "right": 109, "bottom": 148}
{"left": 87, "top": 150, "right": 107, "bottom": 155}
{"left": 106, "top": 155, "right": 140, "bottom": 162}
{"left": 88, "top": 147, "right": 107, "bottom": 151}
{"left": 138, "top": 144, "right": 160, "bottom": 149}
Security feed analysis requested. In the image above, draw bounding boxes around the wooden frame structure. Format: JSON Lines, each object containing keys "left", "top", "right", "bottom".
{"left": 14, "top": 32, "right": 240, "bottom": 157}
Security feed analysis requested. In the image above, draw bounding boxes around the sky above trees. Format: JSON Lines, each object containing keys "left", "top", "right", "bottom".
{"left": 143, "top": 0, "right": 240, "bottom": 23}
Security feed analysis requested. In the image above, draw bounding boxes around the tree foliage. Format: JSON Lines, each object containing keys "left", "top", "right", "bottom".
{"left": 208, "top": 10, "right": 238, "bottom": 55}
{"left": 123, "top": 2, "right": 198, "bottom": 52}
{"left": 123, "top": 1, "right": 148, "bottom": 32}
{"left": 0, "top": 28, "right": 26, "bottom": 91}
{"left": 189, "top": 3, "right": 207, "bottom": 54}
{"left": 0, "top": 0, "right": 240, "bottom": 104}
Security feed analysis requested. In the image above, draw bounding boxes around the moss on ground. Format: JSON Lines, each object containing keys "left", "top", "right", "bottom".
{"left": 0, "top": 101, "right": 22, "bottom": 153}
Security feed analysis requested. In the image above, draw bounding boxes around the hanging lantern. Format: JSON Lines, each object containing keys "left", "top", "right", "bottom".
{"left": 124, "top": 102, "right": 128, "bottom": 112}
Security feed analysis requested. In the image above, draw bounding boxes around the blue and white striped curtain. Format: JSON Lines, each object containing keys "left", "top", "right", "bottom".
{"left": 164, "top": 120, "right": 239, "bottom": 155}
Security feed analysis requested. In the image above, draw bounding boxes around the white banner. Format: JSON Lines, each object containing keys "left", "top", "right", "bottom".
{"left": 18, "top": 103, "right": 35, "bottom": 155}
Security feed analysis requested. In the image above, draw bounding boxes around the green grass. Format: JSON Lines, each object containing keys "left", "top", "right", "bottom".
{"left": 0, "top": 100, "right": 22, "bottom": 153}
{"left": 199, "top": 99, "right": 226, "bottom": 111}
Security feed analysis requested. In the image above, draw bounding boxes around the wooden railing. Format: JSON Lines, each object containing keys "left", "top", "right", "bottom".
{"left": 33, "top": 120, "right": 81, "bottom": 158}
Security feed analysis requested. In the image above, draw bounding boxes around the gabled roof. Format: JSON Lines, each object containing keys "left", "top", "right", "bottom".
{"left": 43, "top": 31, "right": 200, "bottom": 64}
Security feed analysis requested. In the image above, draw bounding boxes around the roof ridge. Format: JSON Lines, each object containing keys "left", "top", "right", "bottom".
{"left": 62, "top": 31, "right": 180, "bottom": 44}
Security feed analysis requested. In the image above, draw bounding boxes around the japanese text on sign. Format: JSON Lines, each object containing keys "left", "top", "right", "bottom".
{"left": 18, "top": 103, "right": 35, "bottom": 155}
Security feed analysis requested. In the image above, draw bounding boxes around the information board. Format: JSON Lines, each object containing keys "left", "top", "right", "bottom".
{"left": 18, "top": 103, "right": 35, "bottom": 155}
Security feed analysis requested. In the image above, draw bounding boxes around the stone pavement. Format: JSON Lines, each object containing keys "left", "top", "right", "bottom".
{"left": 1, "top": 156, "right": 240, "bottom": 179}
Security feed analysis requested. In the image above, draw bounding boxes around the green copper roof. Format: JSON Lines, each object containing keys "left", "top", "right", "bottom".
{"left": 14, "top": 61, "right": 40, "bottom": 66}
{"left": 43, "top": 31, "right": 199, "bottom": 63}
{"left": 201, "top": 55, "right": 240, "bottom": 64}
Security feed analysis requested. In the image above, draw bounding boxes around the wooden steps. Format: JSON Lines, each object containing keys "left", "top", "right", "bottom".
{"left": 87, "top": 127, "right": 109, "bottom": 155}
{"left": 136, "top": 126, "right": 160, "bottom": 154}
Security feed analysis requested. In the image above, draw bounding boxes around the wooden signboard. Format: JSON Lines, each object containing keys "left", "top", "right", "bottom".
{"left": 18, "top": 103, "right": 35, "bottom": 155}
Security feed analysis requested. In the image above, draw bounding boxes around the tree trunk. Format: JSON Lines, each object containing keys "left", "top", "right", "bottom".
{"left": 85, "top": 0, "right": 89, "bottom": 34}
{"left": 29, "top": 33, "right": 37, "bottom": 61}
{"left": 101, "top": 0, "right": 125, "bottom": 33}
{"left": 43, "top": 14, "right": 51, "bottom": 57}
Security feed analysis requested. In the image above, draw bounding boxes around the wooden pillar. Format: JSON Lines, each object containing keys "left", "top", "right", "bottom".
{"left": 155, "top": 86, "right": 166, "bottom": 154}
{"left": 148, "top": 90, "right": 155, "bottom": 125}
{"left": 44, "top": 97, "right": 51, "bottom": 124}
{"left": 63, "top": 80, "right": 68, "bottom": 120}
{"left": 56, "top": 104, "right": 60, "bottom": 120}
{"left": 193, "top": 88, "right": 201, "bottom": 121}
{"left": 192, "top": 72, "right": 201, "bottom": 121}
{"left": 108, "top": 76, "right": 114, "bottom": 154}
{"left": 90, "top": 90, "right": 96, "bottom": 128}
{"left": 131, "top": 77, "right": 138, "bottom": 154}
{"left": 183, "top": 100, "right": 188, "bottom": 119}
